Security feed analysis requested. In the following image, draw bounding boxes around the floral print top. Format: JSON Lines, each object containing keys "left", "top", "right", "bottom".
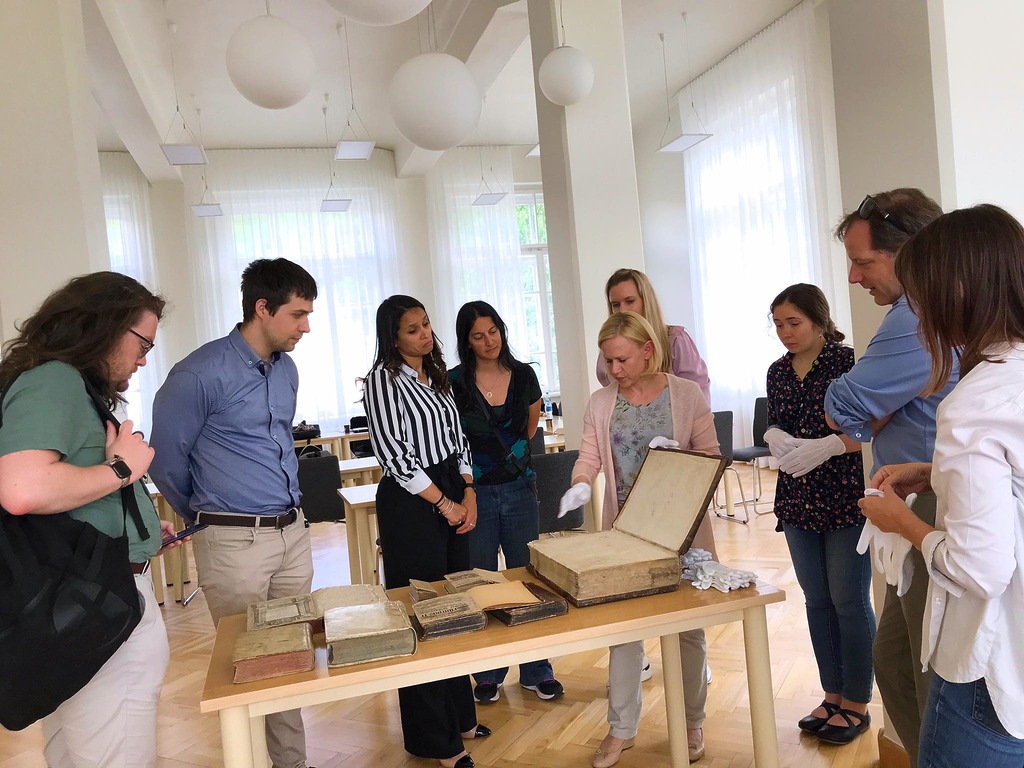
{"left": 767, "top": 339, "right": 865, "bottom": 533}
{"left": 610, "top": 387, "right": 672, "bottom": 509}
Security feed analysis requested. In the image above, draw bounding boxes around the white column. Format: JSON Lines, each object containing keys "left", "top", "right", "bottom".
{"left": 149, "top": 181, "right": 200, "bottom": 365}
{"left": 0, "top": 0, "right": 109, "bottom": 339}
{"left": 527, "top": 0, "right": 645, "bottom": 447}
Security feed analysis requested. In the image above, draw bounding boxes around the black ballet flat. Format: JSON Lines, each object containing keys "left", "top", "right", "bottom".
{"left": 798, "top": 700, "right": 840, "bottom": 733}
{"left": 816, "top": 708, "right": 871, "bottom": 744}
{"left": 454, "top": 755, "right": 475, "bottom": 768}
{"left": 469, "top": 724, "right": 491, "bottom": 738}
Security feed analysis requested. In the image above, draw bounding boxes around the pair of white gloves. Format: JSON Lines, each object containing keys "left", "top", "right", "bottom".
{"left": 557, "top": 435, "right": 679, "bottom": 518}
{"left": 856, "top": 489, "right": 918, "bottom": 596}
{"left": 763, "top": 426, "right": 844, "bottom": 478}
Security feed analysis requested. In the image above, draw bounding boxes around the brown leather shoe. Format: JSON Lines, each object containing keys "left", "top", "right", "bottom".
{"left": 591, "top": 735, "right": 635, "bottom": 768}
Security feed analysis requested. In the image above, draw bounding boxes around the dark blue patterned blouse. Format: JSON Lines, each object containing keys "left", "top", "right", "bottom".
{"left": 767, "top": 339, "right": 865, "bottom": 533}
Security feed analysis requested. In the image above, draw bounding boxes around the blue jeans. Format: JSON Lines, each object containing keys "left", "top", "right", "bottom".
{"left": 469, "top": 475, "right": 553, "bottom": 687}
{"left": 919, "top": 676, "right": 1024, "bottom": 768}
{"left": 782, "top": 522, "right": 876, "bottom": 703}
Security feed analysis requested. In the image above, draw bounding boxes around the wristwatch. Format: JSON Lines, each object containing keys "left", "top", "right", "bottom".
{"left": 103, "top": 455, "right": 132, "bottom": 488}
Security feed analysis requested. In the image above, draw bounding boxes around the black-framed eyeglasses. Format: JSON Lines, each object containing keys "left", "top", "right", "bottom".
{"left": 129, "top": 328, "right": 155, "bottom": 356}
{"left": 858, "top": 195, "right": 912, "bottom": 235}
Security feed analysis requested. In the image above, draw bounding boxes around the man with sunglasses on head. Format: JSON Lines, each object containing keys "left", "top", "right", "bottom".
{"left": 150, "top": 258, "right": 318, "bottom": 768}
{"left": 812, "top": 189, "right": 953, "bottom": 764}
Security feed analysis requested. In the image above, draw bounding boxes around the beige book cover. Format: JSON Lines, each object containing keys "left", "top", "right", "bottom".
{"left": 411, "top": 593, "right": 487, "bottom": 639}
{"left": 463, "top": 580, "right": 540, "bottom": 610}
{"left": 443, "top": 568, "right": 508, "bottom": 593}
{"left": 529, "top": 448, "right": 726, "bottom": 606}
{"left": 232, "top": 623, "right": 314, "bottom": 683}
{"left": 408, "top": 579, "right": 439, "bottom": 602}
{"left": 247, "top": 584, "right": 388, "bottom": 632}
{"left": 324, "top": 601, "right": 417, "bottom": 667}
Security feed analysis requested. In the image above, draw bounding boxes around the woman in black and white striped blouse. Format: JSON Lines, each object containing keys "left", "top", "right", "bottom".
{"left": 363, "top": 295, "right": 486, "bottom": 768}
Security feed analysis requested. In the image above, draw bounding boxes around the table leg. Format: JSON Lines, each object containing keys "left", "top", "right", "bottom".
{"left": 660, "top": 634, "right": 690, "bottom": 768}
{"left": 340, "top": 438, "right": 353, "bottom": 460}
{"left": 344, "top": 500, "right": 361, "bottom": 584}
{"left": 742, "top": 605, "right": 780, "bottom": 768}
{"left": 220, "top": 707, "right": 255, "bottom": 768}
{"left": 356, "top": 506, "right": 377, "bottom": 585}
{"left": 250, "top": 715, "right": 270, "bottom": 768}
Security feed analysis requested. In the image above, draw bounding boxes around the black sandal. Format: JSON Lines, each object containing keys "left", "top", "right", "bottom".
{"left": 816, "top": 708, "right": 871, "bottom": 744}
{"left": 797, "top": 700, "right": 840, "bottom": 733}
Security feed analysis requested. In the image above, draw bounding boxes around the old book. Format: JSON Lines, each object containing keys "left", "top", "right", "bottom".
{"left": 232, "top": 623, "right": 314, "bottom": 683}
{"left": 463, "top": 580, "right": 540, "bottom": 610}
{"left": 529, "top": 448, "right": 727, "bottom": 606}
{"left": 408, "top": 579, "right": 439, "bottom": 602}
{"left": 443, "top": 568, "right": 508, "bottom": 593}
{"left": 247, "top": 584, "right": 388, "bottom": 632}
{"left": 324, "top": 601, "right": 417, "bottom": 667}
{"left": 487, "top": 581, "right": 568, "bottom": 626}
{"left": 411, "top": 593, "right": 487, "bottom": 639}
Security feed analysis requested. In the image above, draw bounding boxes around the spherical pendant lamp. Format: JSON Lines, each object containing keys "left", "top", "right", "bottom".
{"left": 225, "top": 15, "right": 316, "bottom": 110}
{"left": 325, "top": 0, "right": 432, "bottom": 26}
{"left": 389, "top": 52, "right": 481, "bottom": 151}
{"left": 538, "top": 45, "right": 594, "bottom": 107}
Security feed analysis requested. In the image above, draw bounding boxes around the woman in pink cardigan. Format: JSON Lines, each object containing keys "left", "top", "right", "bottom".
{"left": 560, "top": 312, "right": 719, "bottom": 766}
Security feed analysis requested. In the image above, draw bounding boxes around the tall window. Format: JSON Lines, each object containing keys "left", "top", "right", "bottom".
{"left": 516, "top": 188, "right": 559, "bottom": 393}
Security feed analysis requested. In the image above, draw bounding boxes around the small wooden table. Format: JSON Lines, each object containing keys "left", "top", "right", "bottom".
{"left": 145, "top": 483, "right": 190, "bottom": 604}
{"left": 337, "top": 483, "right": 378, "bottom": 585}
{"left": 337, "top": 456, "right": 381, "bottom": 487}
{"left": 335, "top": 431, "right": 370, "bottom": 460}
{"left": 544, "top": 434, "right": 566, "bottom": 453}
{"left": 200, "top": 569, "right": 785, "bottom": 768}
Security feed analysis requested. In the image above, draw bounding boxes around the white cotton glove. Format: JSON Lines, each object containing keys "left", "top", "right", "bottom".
{"left": 648, "top": 436, "right": 680, "bottom": 450}
{"left": 558, "top": 482, "right": 592, "bottom": 518}
{"left": 778, "top": 434, "right": 845, "bottom": 477}
{"left": 763, "top": 427, "right": 799, "bottom": 460}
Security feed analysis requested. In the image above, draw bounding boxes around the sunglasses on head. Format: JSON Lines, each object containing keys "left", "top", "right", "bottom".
{"left": 858, "top": 195, "right": 912, "bottom": 236}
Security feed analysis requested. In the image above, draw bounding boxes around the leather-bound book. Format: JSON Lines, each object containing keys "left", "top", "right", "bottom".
{"left": 247, "top": 584, "right": 388, "bottom": 632}
{"left": 324, "top": 601, "right": 417, "bottom": 667}
{"left": 232, "top": 623, "right": 314, "bottom": 683}
{"left": 411, "top": 593, "right": 487, "bottom": 640}
{"left": 528, "top": 448, "right": 727, "bottom": 606}
{"left": 487, "top": 581, "right": 568, "bottom": 626}
{"left": 443, "top": 568, "right": 507, "bottom": 593}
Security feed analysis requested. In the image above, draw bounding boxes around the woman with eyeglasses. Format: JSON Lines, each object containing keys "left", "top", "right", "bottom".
{"left": 561, "top": 311, "right": 719, "bottom": 766}
{"left": 764, "top": 283, "right": 873, "bottom": 745}
{"left": 598, "top": 269, "right": 711, "bottom": 405}
{"left": 861, "top": 205, "right": 1024, "bottom": 767}
{"left": 363, "top": 295, "right": 487, "bottom": 768}
{"left": 449, "top": 301, "right": 564, "bottom": 706}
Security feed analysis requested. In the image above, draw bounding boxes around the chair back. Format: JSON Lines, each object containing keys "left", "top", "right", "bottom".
{"left": 529, "top": 428, "right": 546, "bottom": 456}
{"left": 712, "top": 411, "right": 734, "bottom": 466}
{"left": 349, "top": 415, "right": 368, "bottom": 430}
{"left": 533, "top": 449, "right": 585, "bottom": 532}
{"left": 347, "top": 415, "right": 375, "bottom": 458}
{"left": 296, "top": 450, "right": 345, "bottom": 522}
{"left": 752, "top": 397, "right": 769, "bottom": 447}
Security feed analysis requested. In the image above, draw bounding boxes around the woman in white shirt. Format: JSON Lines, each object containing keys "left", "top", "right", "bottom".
{"left": 860, "top": 204, "right": 1024, "bottom": 768}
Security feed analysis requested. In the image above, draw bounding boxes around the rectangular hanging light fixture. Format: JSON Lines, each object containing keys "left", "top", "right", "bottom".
{"left": 335, "top": 140, "right": 375, "bottom": 160}
{"left": 320, "top": 198, "right": 353, "bottom": 212}
{"left": 191, "top": 202, "right": 223, "bottom": 217}
{"left": 526, "top": 144, "right": 540, "bottom": 157}
{"left": 658, "top": 133, "right": 712, "bottom": 153}
{"left": 472, "top": 192, "right": 507, "bottom": 206}
{"left": 161, "top": 143, "right": 208, "bottom": 165}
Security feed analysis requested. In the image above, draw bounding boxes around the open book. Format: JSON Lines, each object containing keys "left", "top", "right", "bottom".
{"left": 410, "top": 579, "right": 545, "bottom": 639}
{"left": 247, "top": 584, "right": 388, "bottom": 632}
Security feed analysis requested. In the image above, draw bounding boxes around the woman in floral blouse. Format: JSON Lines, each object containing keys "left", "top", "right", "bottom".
{"left": 562, "top": 312, "right": 719, "bottom": 766}
{"left": 765, "top": 283, "right": 873, "bottom": 745}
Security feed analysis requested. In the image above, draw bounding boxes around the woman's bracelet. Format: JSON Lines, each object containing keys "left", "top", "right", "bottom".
{"left": 431, "top": 490, "right": 444, "bottom": 506}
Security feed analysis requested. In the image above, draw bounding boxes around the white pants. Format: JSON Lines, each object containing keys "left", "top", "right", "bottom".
{"left": 43, "top": 573, "right": 169, "bottom": 767}
{"left": 607, "top": 631, "right": 708, "bottom": 739}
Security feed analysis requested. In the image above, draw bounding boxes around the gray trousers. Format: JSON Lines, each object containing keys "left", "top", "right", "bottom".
{"left": 872, "top": 491, "right": 936, "bottom": 768}
{"left": 194, "top": 512, "right": 314, "bottom": 768}
{"left": 607, "top": 630, "right": 708, "bottom": 739}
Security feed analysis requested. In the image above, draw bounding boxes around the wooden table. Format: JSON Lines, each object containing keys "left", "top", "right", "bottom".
{"left": 200, "top": 569, "right": 785, "bottom": 768}
{"left": 337, "top": 483, "right": 379, "bottom": 585}
{"left": 294, "top": 432, "right": 370, "bottom": 461}
{"left": 145, "top": 483, "right": 190, "bottom": 604}
{"left": 337, "top": 456, "right": 381, "bottom": 487}
{"left": 544, "top": 434, "right": 565, "bottom": 453}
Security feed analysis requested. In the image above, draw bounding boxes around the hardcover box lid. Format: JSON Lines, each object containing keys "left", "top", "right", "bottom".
{"left": 612, "top": 448, "right": 727, "bottom": 554}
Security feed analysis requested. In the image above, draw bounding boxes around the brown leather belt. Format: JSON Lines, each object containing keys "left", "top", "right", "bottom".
{"left": 130, "top": 561, "right": 150, "bottom": 575}
{"left": 196, "top": 508, "right": 299, "bottom": 530}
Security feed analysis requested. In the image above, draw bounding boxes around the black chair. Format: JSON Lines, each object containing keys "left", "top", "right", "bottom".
{"left": 711, "top": 411, "right": 750, "bottom": 524}
{"left": 296, "top": 446, "right": 345, "bottom": 523}
{"left": 732, "top": 397, "right": 774, "bottom": 515}
{"left": 528, "top": 428, "right": 546, "bottom": 456}
{"left": 533, "top": 449, "right": 585, "bottom": 533}
{"left": 347, "top": 415, "right": 375, "bottom": 459}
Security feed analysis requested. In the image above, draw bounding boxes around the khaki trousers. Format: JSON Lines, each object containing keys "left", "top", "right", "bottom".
{"left": 193, "top": 513, "right": 314, "bottom": 768}
{"left": 872, "top": 491, "right": 937, "bottom": 768}
{"left": 607, "top": 631, "right": 708, "bottom": 739}
{"left": 43, "top": 573, "right": 169, "bottom": 767}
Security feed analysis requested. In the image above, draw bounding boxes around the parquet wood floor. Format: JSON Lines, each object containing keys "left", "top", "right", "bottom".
{"left": 0, "top": 466, "right": 882, "bottom": 767}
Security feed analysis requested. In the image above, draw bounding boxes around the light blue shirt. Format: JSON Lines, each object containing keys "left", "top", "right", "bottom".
{"left": 150, "top": 326, "right": 301, "bottom": 521}
{"left": 825, "top": 298, "right": 958, "bottom": 473}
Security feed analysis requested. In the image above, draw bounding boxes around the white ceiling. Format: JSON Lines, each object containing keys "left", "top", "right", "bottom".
{"left": 88, "top": 0, "right": 802, "bottom": 174}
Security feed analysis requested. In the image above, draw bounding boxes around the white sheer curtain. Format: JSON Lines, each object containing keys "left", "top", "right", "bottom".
{"left": 99, "top": 152, "right": 165, "bottom": 435}
{"left": 185, "top": 148, "right": 401, "bottom": 432}
{"left": 426, "top": 146, "right": 528, "bottom": 359}
{"left": 681, "top": 0, "right": 841, "bottom": 442}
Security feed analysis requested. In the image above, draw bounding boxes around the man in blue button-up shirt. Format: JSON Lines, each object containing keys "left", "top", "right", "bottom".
{"left": 151, "top": 258, "right": 318, "bottom": 768}
{"left": 823, "top": 189, "right": 952, "bottom": 766}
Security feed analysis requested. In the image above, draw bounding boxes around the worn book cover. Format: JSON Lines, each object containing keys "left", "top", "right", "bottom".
{"left": 232, "top": 623, "right": 314, "bottom": 683}
{"left": 488, "top": 581, "right": 568, "bottom": 626}
{"left": 443, "top": 568, "right": 508, "bottom": 593}
{"left": 411, "top": 593, "right": 487, "bottom": 640}
{"left": 529, "top": 448, "right": 727, "bottom": 606}
{"left": 463, "top": 580, "right": 540, "bottom": 610}
{"left": 324, "top": 601, "right": 417, "bottom": 667}
{"left": 409, "top": 579, "right": 439, "bottom": 602}
{"left": 247, "top": 584, "right": 388, "bottom": 632}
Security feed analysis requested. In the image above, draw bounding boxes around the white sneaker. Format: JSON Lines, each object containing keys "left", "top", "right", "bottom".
{"left": 640, "top": 661, "right": 653, "bottom": 683}
{"left": 706, "top": 664, "right": 712, "bottom": 684}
